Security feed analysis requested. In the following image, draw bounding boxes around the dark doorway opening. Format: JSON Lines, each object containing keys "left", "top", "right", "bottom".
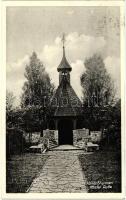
{"left": 58, "top": 119, "right": 73, "bottom": 145}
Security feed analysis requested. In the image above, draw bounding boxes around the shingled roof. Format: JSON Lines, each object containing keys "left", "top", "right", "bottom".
{"left": 57, "top": 46, "right": 72, "bottom": 72}
{"left": 51, "top": 77, "right": 82, "bottom": 117}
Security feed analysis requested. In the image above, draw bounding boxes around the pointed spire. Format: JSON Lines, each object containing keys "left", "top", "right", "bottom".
{"left": 62, "top": 33, "right": 66, "bottom": 57}
{"left": 62, "top": 33, "right": 66, "bottom": 48}
{"left": 57, "top": 33, "right": 72, "bottom": 72}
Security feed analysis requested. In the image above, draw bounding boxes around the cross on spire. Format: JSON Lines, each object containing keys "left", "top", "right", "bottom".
{"left": 62, "top": 33, "right": 66, "bottom": 48}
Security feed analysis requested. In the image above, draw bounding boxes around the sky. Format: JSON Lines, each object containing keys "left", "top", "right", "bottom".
{"left": 6, "top": 6, "right": 120, "bottom": 106}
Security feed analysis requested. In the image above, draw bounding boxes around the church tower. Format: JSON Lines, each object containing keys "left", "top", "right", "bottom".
{"left": 57, "top": 34, "right": 72, "bottom": 85}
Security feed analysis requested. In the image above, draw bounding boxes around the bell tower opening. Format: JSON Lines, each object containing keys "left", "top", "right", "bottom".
{"left": 59, "top": 71, "right": 70, "bottom": 85}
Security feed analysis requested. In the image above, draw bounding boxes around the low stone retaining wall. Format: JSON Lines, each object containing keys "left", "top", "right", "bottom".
{"left": 43, "top": 129, "right": 58, "bottom": 144}
{"left": 24, "top": 132, "right": 41, "bottom": 144}
{"left": 73, "top": 129, "right": 102, "bottom": 148}
{"left": 27, "top": 129, "right": 102, "bottom": 151}
{"left": 73, "top": 128, "right": 90, "bottom": 148}
{"left": 43, "top": 129, "right": 58, "bottom": 149}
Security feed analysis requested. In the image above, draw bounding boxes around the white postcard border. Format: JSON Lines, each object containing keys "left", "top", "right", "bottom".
{"left": 1, "top": 1, "right": 125, "bottom": 199}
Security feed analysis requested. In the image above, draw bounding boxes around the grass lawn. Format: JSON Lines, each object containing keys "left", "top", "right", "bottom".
{"left": 79, "top": 150, "right": 121, "bottom": 193}
{"left": 6, "top": 153, "right": 49, "bottom": 193}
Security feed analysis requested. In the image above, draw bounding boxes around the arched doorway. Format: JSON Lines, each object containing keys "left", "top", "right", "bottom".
{"left": 58, "top": 119, "right": 73, "bottom": 145}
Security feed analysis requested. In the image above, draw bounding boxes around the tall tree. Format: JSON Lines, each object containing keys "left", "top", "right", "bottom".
{"left": 21, "top": 52, "right": 54, "bottom": 107}
{"left": 21, "top": 52, "right": 55, "bottom": 132}
{"left": 80, "top": 54, "right": 115, "bottom": 130}
{"left": 81, "top": 54, "right": 115, "bottom": 107}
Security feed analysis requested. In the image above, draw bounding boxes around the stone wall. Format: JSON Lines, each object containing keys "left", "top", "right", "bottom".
{"left": 73, "top": 129, "right": 102, "bottom": 148}
{"left": 43, "top": 129, "right": 58, "bottom": 143}
{"left": 23, "top": 132, "right": 41, "bottom": 144}
{"left": 73, "top": 128, "right": 90, "bottom": 148}
{"left": 43, "top": 129, "right": 58, "bottom": 148}
{"left": 90, "top": 131, "right": 102, "bottom": 143}
{"left": 54, "top": 130, "right": 58, "bottom": 145}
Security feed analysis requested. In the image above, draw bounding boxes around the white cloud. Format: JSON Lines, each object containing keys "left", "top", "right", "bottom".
{"left": 39, "top": 32, "right": 106, "bottom": 91}
{"left": 6, "top": 32, "right": 120, "bottom": 106}
{"left": 71, "top": 60, "right": 85, "bottom": 99}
